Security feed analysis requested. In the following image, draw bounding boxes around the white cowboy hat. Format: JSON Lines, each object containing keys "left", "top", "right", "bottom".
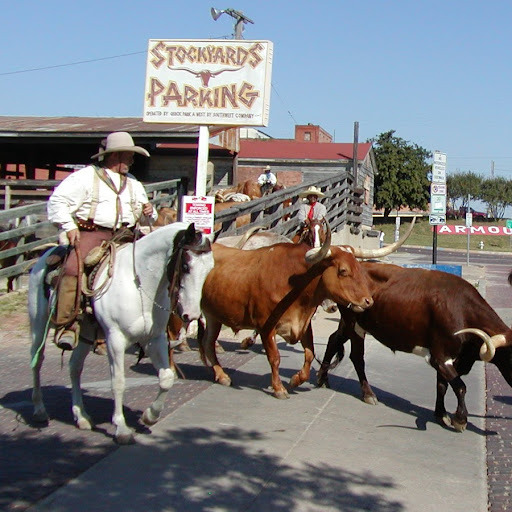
{"left": 91, "top": 132, "right": 150, "bottom": 159}
{"left": 299, "top": 185, "right": 325, "bottom": 198}
{"left": 264, "top": 165, "right": 272, "bottom": 171}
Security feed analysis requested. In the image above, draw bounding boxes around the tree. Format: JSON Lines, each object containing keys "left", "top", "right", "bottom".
{"left": 446, "top": 171, "right": 484, "bottom": 216}
{"left": 480, "top": 177, "right": 512, "bottom": 220}
{"left": 369, "top": 130, "right": 431, "bottom": 217}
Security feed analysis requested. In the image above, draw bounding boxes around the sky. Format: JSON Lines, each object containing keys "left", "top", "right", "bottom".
{"left": 2, "top": 0, "right": 512, "bottom": 182}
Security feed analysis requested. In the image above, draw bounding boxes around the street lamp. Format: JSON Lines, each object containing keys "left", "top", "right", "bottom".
{"left": 211, "top": 7, "right": 254, "bottom": 39}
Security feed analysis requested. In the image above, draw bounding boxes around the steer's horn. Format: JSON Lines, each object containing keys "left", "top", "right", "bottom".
{"left": 236, "top": 225, "right": 267, "bottom": 249}
{"left": 454, "top": 327, "right": 503, "bottom": 362}
{"left": 351, "top": 216, "right": 416, "bottom": 259}
{"left": 305, "top": 220, "right": 332, "bottom": 264}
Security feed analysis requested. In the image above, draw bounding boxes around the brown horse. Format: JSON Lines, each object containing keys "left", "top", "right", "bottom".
{"left": 292, "top": 218, "right": 327, "bottom": 247}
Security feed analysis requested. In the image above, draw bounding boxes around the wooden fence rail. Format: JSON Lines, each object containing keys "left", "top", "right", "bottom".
{"left": 0, "top": 172, "right": 362, "bottom": 291}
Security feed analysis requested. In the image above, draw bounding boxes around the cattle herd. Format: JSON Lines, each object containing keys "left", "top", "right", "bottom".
{"left": 24, "top": 183, "right": 512, "bottom": 442}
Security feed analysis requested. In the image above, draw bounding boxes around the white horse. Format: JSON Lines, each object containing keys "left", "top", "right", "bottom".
{"left": 29, "top": 222, "right": 214, "bottom": 444}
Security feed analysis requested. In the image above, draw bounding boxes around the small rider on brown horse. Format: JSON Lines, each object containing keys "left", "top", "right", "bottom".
{"left": 257, "top": 165, "right": 277, "bottom": 196}
{"left": 294, "top": 186, "right": 328, "bottom": 243}
{"left": 47, "top": 132, "right": 157, "bottom": 351}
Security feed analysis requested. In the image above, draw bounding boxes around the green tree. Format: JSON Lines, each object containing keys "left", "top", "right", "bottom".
{"left": 480, "top": 177, "right": 512, "bottom": 220}
{"left": 446, "top": 171, "right": 484, "bottom": 211}
{"left": 369, "top": 130, "right": 431, "bottom": 217}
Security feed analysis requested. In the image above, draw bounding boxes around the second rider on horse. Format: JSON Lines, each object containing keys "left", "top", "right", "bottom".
{"left": 47, "top": 131, "right": 158, "bottom": 351}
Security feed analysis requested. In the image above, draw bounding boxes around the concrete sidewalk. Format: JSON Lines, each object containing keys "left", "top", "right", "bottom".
{"left": 28, "top": 255, "right": 489, "bottom": 512}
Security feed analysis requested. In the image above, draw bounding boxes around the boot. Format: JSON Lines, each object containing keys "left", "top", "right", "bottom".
{"left": 53, "top": 275, "right": 79, "bottom": 351}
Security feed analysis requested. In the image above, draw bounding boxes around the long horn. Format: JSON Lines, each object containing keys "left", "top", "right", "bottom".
{"left": 305, "top": 220, "right": 331, "bottom": 264}
{"left": 236, "top": 225, "right": 267, "bottom": 249}
{"left": 351, "top": 216, "right": 416, "bottom": 259}
{"left": 454, "top": 327, "right": 501, "bottom": 362}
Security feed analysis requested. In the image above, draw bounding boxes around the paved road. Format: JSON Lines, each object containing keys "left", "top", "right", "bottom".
{"left": 0, "top": 249, "right": 511, "bottom": 511}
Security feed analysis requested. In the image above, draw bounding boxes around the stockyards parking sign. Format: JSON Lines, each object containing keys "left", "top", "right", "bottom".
{"left": 143, "top": 39, "right": 273, "bottom": 126}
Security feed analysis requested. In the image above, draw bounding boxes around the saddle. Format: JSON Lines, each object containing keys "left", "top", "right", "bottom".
{"left": 45, "top": 228, "right": 136, "bottom": 354}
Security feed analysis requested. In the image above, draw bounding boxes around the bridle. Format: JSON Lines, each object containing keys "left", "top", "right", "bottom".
{"left": 166, "top": 240, "right": 211, "bottom": 314}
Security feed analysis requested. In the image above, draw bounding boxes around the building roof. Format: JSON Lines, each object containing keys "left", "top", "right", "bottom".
{"left": 0, "top": 116, "right": 199, "bottom": 140}
{"left": 238, "top": 139, "right": 372, "bottom": 161}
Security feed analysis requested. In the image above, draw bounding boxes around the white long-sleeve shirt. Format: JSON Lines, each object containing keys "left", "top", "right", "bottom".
{"left": 257, "top": 172, "right": 277, "bottom": 186}
{"left": 48, "top": 165, "right": 157, "bottom": 232}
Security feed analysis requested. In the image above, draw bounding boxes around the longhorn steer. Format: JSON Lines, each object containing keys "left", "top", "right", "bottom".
{"left": 317, "top": 262, "right": 512, "bottom": 432}
{"left": 199, "top": 230, "right": 374, "bottom": 399}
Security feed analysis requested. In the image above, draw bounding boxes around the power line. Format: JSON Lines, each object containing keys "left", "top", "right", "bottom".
{"left": 271, "top": 83, "right": 297, "bottom": 124}
{"left": 0, "top": 51, "right": 146, "bottom": 76}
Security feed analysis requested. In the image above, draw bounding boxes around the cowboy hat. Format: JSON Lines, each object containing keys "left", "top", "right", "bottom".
{"left": 91, "top": 132, "right": 150, "bottom": 159}
{"left": 299, "top": 185, "right": 325, "bottom": 198}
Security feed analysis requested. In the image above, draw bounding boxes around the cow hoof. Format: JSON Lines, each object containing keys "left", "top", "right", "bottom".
{"left": 363, "top": 395, "right": 378, "bottom": 405}
{"left": 240, "top": 337, "right": 255, "bottom": 350}
{"left": 436, "top": 413, "right": 451, "bottom": 428}
{"left": 289, "top": 374, "right": 303, "bottom": 388}
{"left": 273, "top": 390, "right": 290, "bottom": 400}
{"left": 116, "top": 432, "right": 136, "bottom": 445}
{"left": 217, "top": 376, "right": 232, "bottom": 387}
{"left": 175, "top": 341, "right": 192, "bottom": 352}
{"left": 451, "top": 418, "right": 467, "bottom": 433}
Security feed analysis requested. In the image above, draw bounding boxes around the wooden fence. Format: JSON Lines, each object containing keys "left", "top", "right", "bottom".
{"left": 0, "top": 178, "right": 185, "bottom": 289}
{"left": 0, "top": 171, "right": 363, "bottom": 290}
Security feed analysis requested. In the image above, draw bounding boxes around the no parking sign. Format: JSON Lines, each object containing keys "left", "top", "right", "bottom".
{"left": 182, "top": 196, "right": 215, "bottom": 234}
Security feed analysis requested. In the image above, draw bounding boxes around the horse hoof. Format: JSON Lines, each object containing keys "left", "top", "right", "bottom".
{"left": 142, "top": 408, "right": 159, "bottom": 426}
{"left": 217, "top": 376, "right": 232, "bottom": 387}
{"left": 273, "top": 390, "right": 290, "bottom": 400}
{"left": 215, "top": 342, "right": 225, "bottom": 353}
{"left": 363, "top": 395, "right": 378, "bottom": 405}
{"left": 33, "top": 410, "right": 49, "bottom": 424}
{"left": 116, "top": 432, "right": 136, "bottom": 445}
{"left": 76, "top": 418, "right": 93, "bottom": 430}
{"left": 240, "top": 337, "right": 255, "bottom": 350}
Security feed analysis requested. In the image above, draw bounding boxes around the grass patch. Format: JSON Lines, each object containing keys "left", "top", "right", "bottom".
{"left": 0, "top": 290, "right": 28, "bottom": 316}
{"left": 374, "top": 217, "right": 512, "bottom": 252}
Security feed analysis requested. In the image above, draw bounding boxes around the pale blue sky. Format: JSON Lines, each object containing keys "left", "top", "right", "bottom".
{"left": 2, "top": 0, "right": 511, "bottom": 179}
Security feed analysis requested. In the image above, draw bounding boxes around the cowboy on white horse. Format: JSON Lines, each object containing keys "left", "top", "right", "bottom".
{"left": 47, "top": 132, "right": 157, "bottom": 351}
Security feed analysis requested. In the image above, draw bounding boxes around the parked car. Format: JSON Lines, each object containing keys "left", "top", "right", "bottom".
{"left": 457, "top": 206, "right": 487, "bottom": 219}
{"left": 469, "top": 208, "right": 487, "bottom": 219}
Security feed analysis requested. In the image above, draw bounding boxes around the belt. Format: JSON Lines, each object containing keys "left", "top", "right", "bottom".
{"left": 77, "top": 218, "right": 114, "bottom": 232}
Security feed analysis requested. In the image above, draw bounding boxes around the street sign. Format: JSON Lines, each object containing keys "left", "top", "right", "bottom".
{"left": 434, "top": 151, "right": 447, "bottom": 164}
{"left": 466, "top": 213, "right": 473, "bottom": 227}
{"left": 431, "top": 183, "right": 446, "bottom": 195}
{"left": 432, "top": 165, "right": 446, "bottom": 183}
{"left": 181, "top": 195, "right": 215, "bottom": 234}
{"left": 429, "top": 214, "right": 446, "bottom": 225}
{"left": 430, "top": 194, "right": 446, "bottom": 214}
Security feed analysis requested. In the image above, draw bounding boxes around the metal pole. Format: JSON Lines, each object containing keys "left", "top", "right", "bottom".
{"left": 466, "top": 193, "right": 470, "bottom": 265}
{"left": 432, "top": 225, "right": 437, "bottom": 264}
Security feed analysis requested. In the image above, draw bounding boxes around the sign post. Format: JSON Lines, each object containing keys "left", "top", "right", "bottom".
{"left": 429, "top": 151, "right": 447, "bottom": 264}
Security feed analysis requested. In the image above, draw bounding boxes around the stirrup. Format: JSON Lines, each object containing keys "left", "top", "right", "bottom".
{"left": 54, "top": 328, "right": 78, "bottom": 351}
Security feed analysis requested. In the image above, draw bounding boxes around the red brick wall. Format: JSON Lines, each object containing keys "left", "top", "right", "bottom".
{"left": 237, "top": 166, "right": 303, "bottom": 187}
